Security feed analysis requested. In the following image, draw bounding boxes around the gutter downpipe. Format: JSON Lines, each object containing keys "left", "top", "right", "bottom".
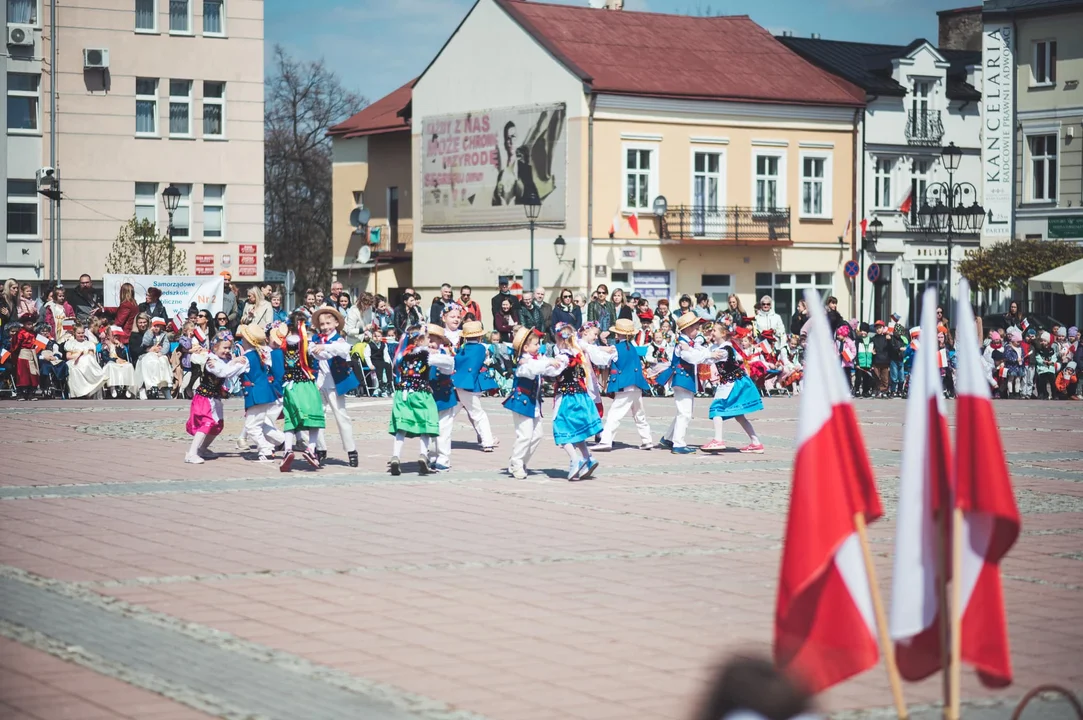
{"left": 852, "top": 105, "right": 861, "bottom": 322}
{"left": 586, "top": 91, "right": 596, "bottom": 294}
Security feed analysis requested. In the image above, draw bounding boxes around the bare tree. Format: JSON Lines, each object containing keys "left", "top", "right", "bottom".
{"left": 105, "top": 217, "right": 187, "bottom": 275}
{"left": 265, "top": 45, "right": 366, "bottom": 295}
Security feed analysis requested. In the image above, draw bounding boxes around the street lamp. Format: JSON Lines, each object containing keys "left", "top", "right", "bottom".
{"left": 859, "top": 216, "right": 883, "bottom": 322}
{"left": 523, "top": 190, "right": 541, "bottom": 290}
{"left": 162, "top": 184, "right": 181, "bottom": 275}
{"left": 553, "top": 234, "right": 576, "bottom": 269}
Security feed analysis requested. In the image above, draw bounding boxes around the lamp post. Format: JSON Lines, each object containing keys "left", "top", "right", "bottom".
{"left": 523, "top": 190, "right": 541, "bottom": 290}
{"left": 162, "top": 184, "right": 181, "bottom": 275}
{"left": 861, "top": 216, "right": 883, "bottom": 323}
{"left": 553, "top": 234, "right": 576, "bottom": 270}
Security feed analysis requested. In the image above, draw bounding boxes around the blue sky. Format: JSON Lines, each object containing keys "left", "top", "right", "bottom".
{"left": 265, "top": 0, "right": 959, "bottom": 104}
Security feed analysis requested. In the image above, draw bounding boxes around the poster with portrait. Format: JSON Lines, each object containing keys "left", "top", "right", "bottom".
{"left": 421, "top": 103, "right": 567, "bottom": 231}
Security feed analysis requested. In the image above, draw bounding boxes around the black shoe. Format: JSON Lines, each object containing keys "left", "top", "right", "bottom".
{"left": 315, "top": 449, "right": 327, "bottom": 467}
{"left": 418, "top": 456, "right": 431, "bottom": 475}
{"left": 389, "top": 457, "right": 401, "bottom": 476}
{"left": 348, "top": 451, "right": 358, "bottom": 468}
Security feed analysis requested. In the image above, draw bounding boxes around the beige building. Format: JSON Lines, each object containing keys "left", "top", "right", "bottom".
{"left": 2, "top": 0, "right": 264, "bottom": 284}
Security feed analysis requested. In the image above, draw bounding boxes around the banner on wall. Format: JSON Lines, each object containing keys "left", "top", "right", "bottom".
{"left": 103, "top": 274, "right": 224, "bottom": 316}
{"left": 421, "top": 103, "right": 567, "bottom": 231}
{"left": 981, "top": 23, "right": 1013, "bottom": 239}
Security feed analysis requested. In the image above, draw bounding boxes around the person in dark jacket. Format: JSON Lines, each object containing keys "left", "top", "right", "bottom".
{"left": 789, "top": 299, "right": 809, "bottom": 336}
{"left": 517, "top": 293, "right": 545, "bottom": 333}
{"left": 489, "top": 278, "right": 520, "bottom": 326}
{"left": 824, "top": 296, "right": 846, "bottom": 333}
{"left": 137, "top": 287, "right": 169, "bottom": 321}
{"left": 429, "top": 283, "right": 456, "bottom": 325}
{"left": 870, "top": 320, "right": 893, "bottom": 397}
{"left": 550, "top": 288, "right": 582, "bottom": 331}
{"left": 393, "top": 293, "right": 425, "bottom": 332}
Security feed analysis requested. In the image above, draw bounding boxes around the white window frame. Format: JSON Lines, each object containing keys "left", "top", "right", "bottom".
{"left": 135, "top": 77, "right": 159, "bottom": 137}
{"left": 171, "top": 183, "right": 192, "bottom": 238}
{"left": 7, "top": 0, "right": 40, "bottom": 26}
{"left": 168, "top": 0, "right": 191, "bottom": 34}
{"left": 6, "top": 179, "right": 39, "bottom": 239}
{"left": 1031, "top": 40, "right": 1056, "bottom": 87}
{"left": 6, "top": 72, "right": 40, "bottom": 135}
{"left": 751, "top": 150, "right": 786, "bottom": 214}
{"left": 799, "top": 151, "right": 832, "bottom": 220}
{"left": 202, "top": 0, "right": 225, "bottom": 36}
{"left": 911, "top": 157, "right": 931, "bottom": 202}
{"left": 689, "top": 146, "right": 726, "bottom": 237}
{"left": 203, "top": 184, "right": 225, "bottom": 240}
{"left": 168, "top": 79, "right": 192, "bottom": 137}
{"left": 873, "top": 156, "right": 894, "bottom": 210}
{"left": 202, "top": 80, "right": 225, "bottom": 138}
{"left": 1026, "top": 131, "right": 1058, "bottom": 203}
{"left": 621, "top": 142, "right": 658, "bottom": 213}
{"left": 134, "top": 0, "right": 158, "bottom": 33}
{"left": 135, "top": 182, "right": 158, "bottom": 229}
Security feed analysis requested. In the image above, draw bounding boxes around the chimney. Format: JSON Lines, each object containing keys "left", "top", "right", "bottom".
{"left": 811, "top": 32, "right": 820, "bottom": 39}
{"left": 937, "top": 6, "right": 982, "bottom": 51}
{"left": 605, "top": 0, "right": 624, "bottom": 8}
{"left": 781, "top": 30, "right": 793, "bottom": 37}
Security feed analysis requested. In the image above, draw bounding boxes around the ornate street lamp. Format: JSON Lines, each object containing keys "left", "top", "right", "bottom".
{"left": 162, "top": 184, "right": 181, "bottom": 275}
{"left": 523, "top": 190, "right": 541, "bottom": 290}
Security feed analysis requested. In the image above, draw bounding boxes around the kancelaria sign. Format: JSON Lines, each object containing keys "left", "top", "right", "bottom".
{"left": 982, "top": 24, "right": 1013, "bottom": 239}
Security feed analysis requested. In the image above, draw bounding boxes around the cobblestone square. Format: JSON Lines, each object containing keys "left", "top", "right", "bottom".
{"left": 0, "top": 397, "right": 1079, "bottom": 719}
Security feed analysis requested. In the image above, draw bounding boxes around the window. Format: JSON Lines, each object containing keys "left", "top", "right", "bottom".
{"left": 912, "top": 158, "right": 930, "bottom": 200}
{"left": 624, "top": 147, "right": 655, "bottom": 211}
{"left": 912, "top": 80, "right": 931, "bottom": 117}
{"left": 136, "top": 77, "right": 158, "bottom": 135}
{"left": 874, "top": 157, "right": 894, "bottom": 208}
{"left": 701, "top": 274, "right": 732, "bottom": 306}
{"left": 168, "top": 0, "right": 189, "bottom": 32}
{"left": 135, "top": 0, "right": 156, "bottom": 31}
{"left": 754, "top": 153, "right": 783, "bottom": 212}
{"left": 169, "top": 79, "right": 192, "bottom": 136}
{"left": 203, "top": 0, "right": 223, "bottom": 34}
{"left": 1029, "top": 134, "right": 1057, "bottom": 201}
{"left": 7, "top": 0, "right": 36, "bottom": 23}
{"left": 203, "top": 81, "right": 224, "bottom": 137}
{"left": 692, "top": 151, "right": 722, "bottom": 236}
{"left": 170, "top": 183, "right": 191, "bottom": 237}
{"left": 755, "top": 272, "right": 834, "bottom": 322}
{"left": 135, "top": 182, "right": 157, "bottom": 227}
{"left": 6, "top": 180, "right": 38, "bottom": 237}
{"left": 204, "top": 184, "right": 224, "bottom": 238}
{"left": 800, "top": 154, "right": 831, "bottom": 218}
{"left": 6, "top": 73, "right": 40, "bottom": 132}
{"left": 1032, "top": 40, "right": 1057, "bottom": 85}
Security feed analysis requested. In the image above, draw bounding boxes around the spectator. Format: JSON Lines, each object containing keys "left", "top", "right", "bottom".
{"left": 609, "top": 288, "right": 633, "bottom": 322}
{"left": 789, "top": 298, "right": 809, "bottom": 336}
{"left": 494, "top": 297, "right": 517, "bottom": 342}
{"left": 137, "top": 287, "right": 169, "bottom": 321}
{"left": 212, "top": 312, "right": 231, "bottom": 341}
{"left": 654, "top": 298, "right": 674, "bottom": 329}
{"left": 241, "top": 286, "right": 272, "bottom": 327}
{"left": 373, "top": 296, "right": 394, "bottom": 332}
{"left": 356, "top": 292, "right": 375, "bottom": 329}
{"left": 393, "top": 292, "right": 425, "bottom": 331}
{"left": 1003, "top": 300, "right": 1023, "bottom": 330}
{"left": 551, "top": 288, "right": 582, "bottom": 331}
{"left": 518, "top": 292, "right": 545, "bottom": 332}
{"left": 336, "top": 293, "right": 354, "bottom": 334}
{"left": 457, "top": 285, "right": 482, "bottom": 322}
{"left": 344, "top": 294, "right": 366, "bottom": 343}
{"left": 533, "top": 287, "right": 553, "bottom": 331}
{"left": 430, "top": 283, "right": 456, "bottom": 324}
{"left": 261, "top": 284, "right": 274, "bottom": 302}
{"left": 754, "top": 295, "right": 786, "bottom": 349}
{"left": 326, "top": 280, "right": 344, "bottom": 308}
{"left": 220, "top": 272, "right": 239, "bottom": 327}
{"left": 69, "top": 274, "right": 104, "bottom": 322}
{"left": 692, "top": 655, "right": 811, "bottom": 720}
{"left": 65, "top": 322, "right": 108, "bottom": 399}
{"left": 825, "top": 296, "right": 846, "bottom": 333}
{"left": 43, "top": 286, "right": 75, "bottom": 336}
{"left": 315, "top": 289, "right": 326, "bottom": 306}
{"left": 720, "top": 294, "right": 747, "bottom": 328}
{"left": 271, "top": 292, "right": 288, "bottom": 323}
{"left": 490, "top": 278, "right": 520, "bottom": 325}
{"left": 302, "top": 289, "right": 318, "bottom": 316}
{"left": 674, "top": 294, "right": 694, "bottom": 319}
{"left": 0, "top": 279, "right": 18, "bottom": 329}
{"left": 871, "top": 320, "right": 892, "bottom": 397}
{"left": 128, "top": 313, "right": 150, "bottom": 365}
{"left": 936, "top": 306, "right": 949, "bottom": 332}
{"left": 694, "top": 292, "right": 714, "bottom": 320}
{"left": 587, "top": 284, "right": 615, "bottom": 328}
{"left": 16, "top": 284, "right": 39, "bottom": 324}
{"left": 114, "top": 283, "right": 140, "bottom": 338}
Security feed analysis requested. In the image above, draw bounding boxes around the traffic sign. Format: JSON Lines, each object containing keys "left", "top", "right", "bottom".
{"left": 867, "top": 263, "right": 881, "bottom": 283}
{"left": 844, "top": 260, "right": 860, "bottom": 278}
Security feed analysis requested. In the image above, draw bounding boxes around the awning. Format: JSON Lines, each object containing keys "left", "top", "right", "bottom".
{"left": 1028, "top": 257, "right": 1083, "bottom": 295}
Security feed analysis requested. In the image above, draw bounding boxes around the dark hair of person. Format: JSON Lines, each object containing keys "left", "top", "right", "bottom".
{"left": 692, "top": 656, "right": 812, "bottom": 720}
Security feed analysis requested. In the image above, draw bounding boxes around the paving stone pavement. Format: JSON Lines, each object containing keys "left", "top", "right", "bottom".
{"left": 0, "top": 396, "right": 1080, "bottom": 720}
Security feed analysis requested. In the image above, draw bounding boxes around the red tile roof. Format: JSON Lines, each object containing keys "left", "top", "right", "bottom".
{"left": 328, "top": 80, "right": 413, "bottom": 139}
{"left": 496, "top": 0, "right": 864, "bottom": 107}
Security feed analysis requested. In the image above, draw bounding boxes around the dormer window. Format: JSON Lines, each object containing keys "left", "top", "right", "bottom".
{"left": 1032, "top": 40, "right": 1056, "bottom": 86}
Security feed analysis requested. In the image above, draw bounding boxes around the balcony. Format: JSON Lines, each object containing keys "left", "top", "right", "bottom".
{"left": 905, "top": 110, "right": 944, "bottom": 146}
{"left": 371, "top": 224, "right": 413, "bottom": 256}
{"left": 659, "top": 205, "right": 792, "bottom": 246}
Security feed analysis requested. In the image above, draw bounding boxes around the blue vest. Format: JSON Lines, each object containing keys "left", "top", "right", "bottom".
{"left": 654, "top": 338, "right": 697, "bottom": 392}
{"left": 314, "top": 332, "right": 360, "bottom": 395}
{"left": 241, "top": 349, "right": 280, "bottom": 408}
{"left": 503, "top": 373, "right": 543, "bottom": 418}
{"left": 608, "top": 341, "right": 651, "bottom": 393}
{"left": 269, "top": 348, "right": 284, "bottom": 396}
{"left": 430, "top": 360, "right": 458, "bottom": 412}
{"left": 453, "top": 342, "right": 499, "bottom": 393}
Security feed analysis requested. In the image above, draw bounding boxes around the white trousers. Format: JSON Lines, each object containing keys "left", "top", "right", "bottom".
{"left": 600, "top": 388, "right": 653, "bottom": 446}
{"left": 509, "top": 414, "right": 544, "bottom": 472}
{"left": 244, "top": 402, "right": 285, "bottom": 455}
{"left": 663, "top": 387, "right": 696, "bottom": 448}
{"left": 456, "top": 390, "right": 495, "bottom": 447}
{"left": 316, "top": 387, "right": 356, "bottom": 453}
{"left": 433, "top": 405, "right": 458, "bottom": 466}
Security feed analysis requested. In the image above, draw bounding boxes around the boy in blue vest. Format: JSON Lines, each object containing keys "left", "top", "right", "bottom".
{"left": 452, "top": 320, "right": 500, "bottom": 451}
{"left": 655, "top": 313, "right": 721, "bottom": 454}
{"left": 429, "top": 326, "right": 460, "bottom": 471}
{"left": 237, "top": 324, "right": 285, "bottom": 462}
{"left": 504, "top": 326, "right": 563, "bottom": 479}
{"left": 591, "top": 318, "right": 654, "bottom": 451}
{"left": 310, "top": 307, "right": 360, "bottom": 467}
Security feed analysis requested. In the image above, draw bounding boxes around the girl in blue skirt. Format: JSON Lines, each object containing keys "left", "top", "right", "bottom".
{"left": 551, "top": 322, "right": 605, "bottom": 480}
{"left": 700, "top": 323, "right": 764, "bottom": 454}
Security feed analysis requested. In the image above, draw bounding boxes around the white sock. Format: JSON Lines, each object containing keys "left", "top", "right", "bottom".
{"left": 736, "top": 416, "right": 759, "bottom": 444}
{"left": 562, "top": 443, "right": 579, "bottom": 464}
{"left": 419, "top": 436, "right": 432, "bottom": 456}
{"left": 574, "top": 441, "right": 591, "bottom": 463}
{"left": 187, "top": 432, "right": 206, "bottom": 458}
{"left": 284, "top": 433, "right": 295, "bottom": 452}
{"left": 712, "top": 416, "right": 724, "bottom": 442}
{"left": 392, "top": 432, "right": 405, "bottom": 457}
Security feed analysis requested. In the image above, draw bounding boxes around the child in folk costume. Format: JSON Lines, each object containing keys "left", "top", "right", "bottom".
{"left": 66, "top": 323, "right": 108, "bottom": 399}
{"left": 38, "top": 323, "right": 67, "bottom": 399}
{"left": 237, "top": 324, "right": 285, "bottom": 462}
{"left": 388, "top": 324, "right": 455, "bottom": 476}
{"left": 429, "top": 327, "right": 460, "bottom": 471}
{"left": 504, "top": 327, "right": 563, "bottom": 480}
{"left": 309, "top": 307, "right": 360, "bottom": 467}
{"left": 700, "top": 322, "right": 764, "bottom": 453}
{"left": 449, "top": 320, "right": 500, "bottom": 454}
{"left": 550, "top": 322, "right": 606, "bottom": 480}
{"left": 656, "top": 313, "right": 720, "bottom": 454}
{"left": 577, "top": 322, "right": 616, "bottom": 431}
{"left": 279, "top": 324, "right": 325, "bottom": 471}
{"left": 100, "top": 325, "right": 137, "bottom": 399}
{"left": 592, "top": 318, "right": 655, "bottom": 451}
{"left": 184, "top": 336, "right": 247, "bottom": 464}
{"left": 138, "top": 317, "right": 175, "bottom": 398}
{"left": 11, "top": 323, "right": 41, "bottom": 401}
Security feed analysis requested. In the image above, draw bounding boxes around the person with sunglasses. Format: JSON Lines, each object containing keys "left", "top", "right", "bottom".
{"left": 212, "top": 312, "right": 232, "bottom": 342}
{"left": 550, "top": 288, "right": 581, "bottom": 332}
{"left": 754, "top": 295, "right": 786, "bottom": 352}
{"left": 457, "top": 286, "right": 482, "bottom": 323}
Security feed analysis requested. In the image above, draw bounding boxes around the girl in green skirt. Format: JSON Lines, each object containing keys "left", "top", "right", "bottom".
{"left": 279, "top": 312, "right": 326, "bottom": 472}
{"left": 388, "top": 324, "right": 454, "bottom": 476}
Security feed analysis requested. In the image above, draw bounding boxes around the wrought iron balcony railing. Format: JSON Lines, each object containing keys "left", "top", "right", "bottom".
{"left": 370, "top": 224, "right": 413, "bottom": 255}
{"left": 660, "top": 205, "right": 791, "bottom": 245}
{"left": 905, "top": 110, "right": 944, "bottom": 146}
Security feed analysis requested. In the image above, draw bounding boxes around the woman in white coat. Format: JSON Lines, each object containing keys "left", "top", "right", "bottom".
{"left": 66, "top": 323, "right": 108, "bottom": 399}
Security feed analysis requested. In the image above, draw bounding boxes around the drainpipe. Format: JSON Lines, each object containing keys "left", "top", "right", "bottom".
{"left": 585, "top": 93, "right": 596, "bottom": 294}
{"left": 851, "top": 106, "right": 861, "bottom": 322}
{"left": 49, "top": 0, "right": 57, "bottom": 284}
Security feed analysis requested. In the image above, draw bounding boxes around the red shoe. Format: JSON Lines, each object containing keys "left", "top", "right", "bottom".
{"left": 303, "top": 450, "right": 321, "bottom": 468}
{"left": 739, "top": 443, "right": 765, "bottom": 454}
{"left": 279, "top": 451, "right": 294, "bottom": 473}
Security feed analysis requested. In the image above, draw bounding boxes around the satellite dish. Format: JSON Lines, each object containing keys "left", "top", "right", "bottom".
{"left": 357, "top": 245, "right": 372, "bottom": 264}
{"left": 349, "top": 207, "right": 371, "bottom": 228}
{"left": 588, "top": 0, "right": 605, "bottom": 6}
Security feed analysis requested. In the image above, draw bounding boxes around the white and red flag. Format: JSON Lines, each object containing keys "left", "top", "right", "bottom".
{"left": 890, "top": 287, "right": 953, "bottom": 681}
{"left": 608, "top": 212, "right": 621, "bottom": 237}
{"left": 627, "top": 211, "right": 640, "bottom": 236}
{"left": 775, "top": 289, "right": 883, "bottom": 693}
{"left": 952, "top": 278, "right": 1020, "bottom": 687}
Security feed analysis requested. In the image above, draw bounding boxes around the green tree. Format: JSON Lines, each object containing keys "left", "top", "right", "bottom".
{"left": 958, "top": 238, "right": 1083, "bottom": 307}
{"left": 105, "top": 217, "right": 187, "bottom": 275}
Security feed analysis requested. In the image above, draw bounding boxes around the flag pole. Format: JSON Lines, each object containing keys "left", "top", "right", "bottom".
{"left": 948, "top": 507, "right": 964, "bottom": 720}
{"left": 853, "top": 511, "right": 909, "bottom": 720}
{"left": 937, "top": 494, "right": 952, "bottom": 720}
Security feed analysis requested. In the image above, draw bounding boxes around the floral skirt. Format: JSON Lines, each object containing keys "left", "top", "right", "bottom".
{"left": 552, "top": 392, "right": 603, "bottom": 445}
{"left": 709, "top": 376, "right": 764, "bottom": 419}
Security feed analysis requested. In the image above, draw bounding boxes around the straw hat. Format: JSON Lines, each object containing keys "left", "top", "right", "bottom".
{"left": 462, "top": 320, "right": 486, "bottom": 339}
{"left": 310, "top": 307, "right": 344, "bottom": 332}
{"left": 512, "top": 326, "right": 540, "bottom": 355}
{"left": 676, "top": 313, "right": 706, "bottom": 332}
{"left": 237, "top": 323, "right": 267, "bottom": 347}
{"left": 427, "top": 323, "right": 451, "bottom": 345}
{"left": 269, "top": 323, "right": 289, "bottom": 347}
{"left": 610, "top": 318, "right": 637, "bottom": 336}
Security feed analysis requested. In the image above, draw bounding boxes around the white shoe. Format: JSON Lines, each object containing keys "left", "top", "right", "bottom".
{"left": 256, "top": 454, "right": 275, "bottom": 463}
{"left": 639, "top": 442, "right": 656, "bottom": 450}
{"left": 510, "top": 467, "right": 527, "bottom": 480}
{"left": 589, "top": 443, "right": 613, "bottom": 451}
{"left": 184, "top": 454, "right": 205, "bottom": 464}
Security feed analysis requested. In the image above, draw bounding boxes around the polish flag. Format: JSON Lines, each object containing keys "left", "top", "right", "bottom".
{"left": 628, "top": 211, "right": 640, "bottom": 236}
{"left": 33, "top": 334, "right": 49, "bottom": 352}
{"left": 193, "top": 327, "right": 208, "bottom": 344}
{"left": 608, "top": 212, "right": 622, "bottom": 237}
{"left": 172, "top": 311, "right": 187, "bottom": 333}
{"left": 899, "top": 188, "right": 913, "bottom": 216}
{"left": 890, "top": 287, "right": 954, "bottom": 681}
{"left": 774, "top": 288, "right": 883, "bottom": 693}
{"left": 0, "top": 348, "right": 10, "bottom": 364}
{"left": 860, "top": 217, "right": 868, "bottom": 238}
{"left": 952, "top": 278, "right": 1020, "bottom": 687}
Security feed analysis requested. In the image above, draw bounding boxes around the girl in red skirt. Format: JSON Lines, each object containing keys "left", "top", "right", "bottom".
{"left": 185, "top": 335, "right": 246, "bottom": 464}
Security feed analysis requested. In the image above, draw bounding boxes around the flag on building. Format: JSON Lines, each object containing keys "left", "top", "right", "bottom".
{"left": 774, "top": 289, "right": 883, "bottom": 693}
{"left": 608, "top": 212, "right": 621, "bottom": 237}
{"left": 952, "top": 279, "right": 1020, "bottom": 687}
{"left": 628, "top": 211, "right": 640, "bottom": 236}
{"left": 844, "top": 213, "right": 853, "bottom": 242}
{"left": 899, "top": 188, "right": 913, "bottom": 216}
{"left": 890, "top": 287, "right": 953, "bottom": 681}
{"left": 860, "top": 217, "right": 868, "bottom": 238}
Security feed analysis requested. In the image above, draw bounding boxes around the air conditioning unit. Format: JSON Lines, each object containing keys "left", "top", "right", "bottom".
{"left": 7, "top": 23, "right": 34, "bottom": 47}
{"left": 83, "top": 48, "right": 109, "bottom": 69}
